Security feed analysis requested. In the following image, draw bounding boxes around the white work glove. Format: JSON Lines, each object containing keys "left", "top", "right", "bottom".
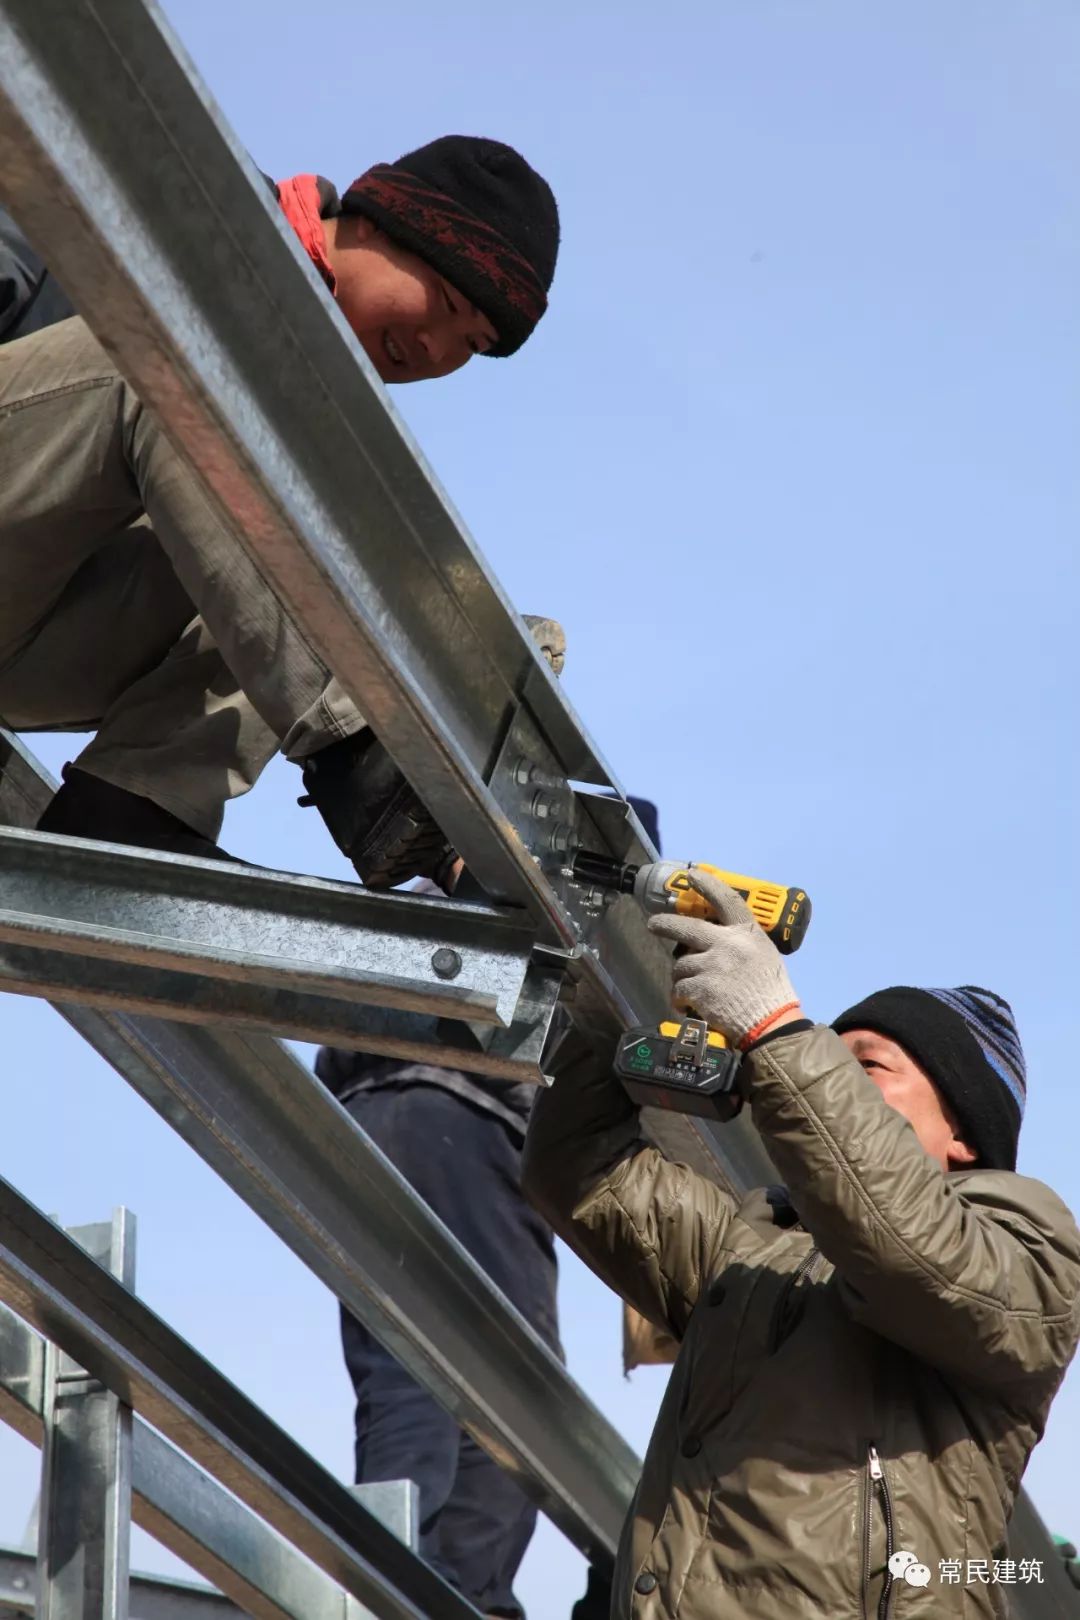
{"left": 648, "top": 868, "right": 801, "bottom": 1048}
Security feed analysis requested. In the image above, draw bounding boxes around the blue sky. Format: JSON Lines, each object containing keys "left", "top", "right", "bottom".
{"left": 1, "top": 2, "right": 1078, "bottom": 1616}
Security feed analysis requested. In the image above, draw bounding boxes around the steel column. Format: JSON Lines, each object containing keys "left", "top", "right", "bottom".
{"left": 37, "top": 1216, "right": 135, "bottom": 1620}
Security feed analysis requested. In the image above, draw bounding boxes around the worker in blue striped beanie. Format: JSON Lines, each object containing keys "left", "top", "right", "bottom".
{"left": 832, "top": 985, "right": 1026, "bottom": 1171}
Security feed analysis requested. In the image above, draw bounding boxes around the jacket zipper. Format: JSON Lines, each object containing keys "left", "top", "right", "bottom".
{"left": 768, "top": 1245, "right": 819, "bottom": 1352}
{"left": 868, "top": 1445, "right": 896, "bottom": 1620}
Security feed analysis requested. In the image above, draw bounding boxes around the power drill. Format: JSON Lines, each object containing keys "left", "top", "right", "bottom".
{"left": 570, "top": 854, "right": 811, "bottom": 1121}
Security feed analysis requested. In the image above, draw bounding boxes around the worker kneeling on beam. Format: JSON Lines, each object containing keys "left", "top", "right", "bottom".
{"left": 0, "top": 137, "right": 558, "bottom": 887}
{"left": 523, "top": 870, "right": 1080, "bottom": 1619}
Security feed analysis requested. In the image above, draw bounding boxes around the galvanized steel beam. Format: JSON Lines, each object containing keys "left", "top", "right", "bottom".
{"left": 0, "top": 1305, "right": 439, "bottom": 1620}
{"left": 0, "top": 828, "right": 536, "bottom": 1031}
{"left": 0, "top": 0, "right": 601, "bottom": 931}
{"left": 0, "top": 735, "right": 640, "bottom": 1563}
{"left": 0, "top": 1197, "right": 479, "bottom": 1620}
{"left": 0, "top": 0, "right": 757, "bottom": 1174}
{"left": 52, "top": 1011, "right": 638, "bottom": 1562}
{"left": 0, "top": 0, "right": 775, "bottom": 1186}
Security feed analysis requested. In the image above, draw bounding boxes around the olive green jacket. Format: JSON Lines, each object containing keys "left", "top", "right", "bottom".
{"left": 522, "top": 1026, "right": 1080, "bottom": 1618}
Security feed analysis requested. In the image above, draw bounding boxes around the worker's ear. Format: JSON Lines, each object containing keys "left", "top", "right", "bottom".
{"left": 947, "top": 1135, "right": 979, "bottom": 1170}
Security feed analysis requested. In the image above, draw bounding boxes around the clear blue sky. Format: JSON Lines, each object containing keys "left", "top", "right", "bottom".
{"left": 2, "top": 2, "right": 1078, "bottom": 1616}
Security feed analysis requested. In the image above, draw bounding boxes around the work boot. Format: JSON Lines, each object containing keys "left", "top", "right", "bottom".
{"left": 298, "top": 728, "right": 454, "bottom": 890}
{"left": 35, "top": 766, "right": 235, "bottom": 861}
{"left": 299, "top": 614, "right": 567, "bottom": 890}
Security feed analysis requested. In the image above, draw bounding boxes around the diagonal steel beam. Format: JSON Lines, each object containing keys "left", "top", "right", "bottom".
{"left": 0, "top": 1300, "right": 464, "bottom": 1620}
{"left": 0, "top": 733, "right": 640, "bottom": 1563}
{"left": 0, "top": 1198, "right": 481, "bottom": 1620}
{"left": 0, "top": 0, "right": 775, "bottom": 1188}
{"left": 0, "top": 0, "right": 601, "bottom": 929}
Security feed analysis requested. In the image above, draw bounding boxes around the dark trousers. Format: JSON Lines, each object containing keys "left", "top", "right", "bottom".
{"left": 340, "top": 1082, "right": 561, "bottom": 1618}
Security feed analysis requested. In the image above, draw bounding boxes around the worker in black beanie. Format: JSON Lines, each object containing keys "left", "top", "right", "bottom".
{"left": 342, "top": 135, "right": 559, "bottom": 358}
{"left": 7, "top": 131, "right": 563, "bottom": 889}
{"left": 276, "top": 135, "right": 559, "bottom": 380}
{"left": 832, "top": 984, "right": 1026, "bottom": 1171}
{"left": 525, "top": 870, "right": 1080, "bottom": 1618}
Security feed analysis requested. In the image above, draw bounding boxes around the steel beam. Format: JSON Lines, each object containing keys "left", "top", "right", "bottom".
{"left": 0, "top": 944, "right": 561, "bottom": 1085}
{"left": 0, "top": 828, "right": 535, "bottom": 1031}
{"left": 0, "top": 0, "right": 605, "bottom": 928}
{"left": 0, "top": 736, "right": 640, "bottom": 1563}
{"left": 51, "top": 1011, "right": 638, "bottom": 1562}
{"left": 0, "top": 1483, "right": 420, "bottom": 1620}
{"left": 0, "top": 0, "right": 776, "bottom": 1184}
{"left": 0, "top": 1306, "right": 439, "bottom": 1620}
{"left": 38, "top": 1216, "right": 135, "bottom": 1620}
{"left": 0, "top": 0, "right": 741, "bottom": 1133}
{"left": 0, "top": 1200, "right": 480, "bottom": 1620}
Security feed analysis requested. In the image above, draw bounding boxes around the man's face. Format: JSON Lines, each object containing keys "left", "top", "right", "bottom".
{"left": 837, "top": 1029, "right": 978, "bottom": 1172}
{"left": 324, "top": 215, "right": 499, "bottom": 383}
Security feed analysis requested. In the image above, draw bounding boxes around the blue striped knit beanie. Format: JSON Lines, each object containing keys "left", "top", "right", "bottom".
{"left": 832, "top": 985, "right": 1026, "bottom": 1171}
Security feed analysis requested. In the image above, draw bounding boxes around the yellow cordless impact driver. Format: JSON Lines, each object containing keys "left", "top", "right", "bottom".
{"left": 570, "top": 853, "right": 811, "bottom": 1120}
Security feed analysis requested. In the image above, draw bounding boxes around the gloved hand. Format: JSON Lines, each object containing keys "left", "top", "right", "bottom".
{"left": 648, "top": 868, "right": 801, "bottom": 1048}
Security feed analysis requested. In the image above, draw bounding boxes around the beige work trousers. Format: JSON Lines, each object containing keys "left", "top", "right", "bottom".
{"left": 0, "top": 317, "right": 364, "bottom": 837}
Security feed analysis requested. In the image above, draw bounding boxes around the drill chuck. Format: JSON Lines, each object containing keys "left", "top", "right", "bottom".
{"left": 569, "top": 850, "right": 637, "bottom": 893}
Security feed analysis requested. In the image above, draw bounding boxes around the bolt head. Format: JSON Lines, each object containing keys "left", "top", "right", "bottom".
{"left": 431, "top": 947, "right": 463, "bottom": 980}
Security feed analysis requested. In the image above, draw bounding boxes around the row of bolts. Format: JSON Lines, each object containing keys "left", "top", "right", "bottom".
{"left": 428, "top": 758, "right": 613, "bottom": 981}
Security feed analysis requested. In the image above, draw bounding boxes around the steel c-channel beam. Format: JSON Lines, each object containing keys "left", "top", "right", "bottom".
{"left": 0, "top": 0, "right": 598, "bottom": 931}
{"left": 0, "top": 1190, "right": 483, "bottom": 1620}
{"left": 0, "top": 0, "right": 779, "bottom": 1186}
{"left": 0, "top": 733, "right": 640, "bottom": 1562}
{"left": 0, "top": 1299, "right": 455, "bottom": 1620}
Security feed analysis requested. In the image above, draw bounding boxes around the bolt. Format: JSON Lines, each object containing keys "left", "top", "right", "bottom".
{"left": 431, "top": 947, "right": 462, "bottom": 980}
{"left": 549, "top": 823, "right": 580, "bottom": 855}
{"left": 513, "top": 756, "right": 535, "bottom": 786}
{"left": 531, "top": 791, "right": 553, "bottom": 820}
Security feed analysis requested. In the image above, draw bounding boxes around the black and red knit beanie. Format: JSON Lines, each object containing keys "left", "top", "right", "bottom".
{"left": 342, "top": 135, "right": 559, "bottom": 357}
{"left": 832, "top": 985, "right": 1027, "bottom": 1171}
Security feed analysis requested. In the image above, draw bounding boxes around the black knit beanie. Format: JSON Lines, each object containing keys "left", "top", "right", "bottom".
{"left": 832, "top": 986, "right": 1026, "bottom": 1171}
{"left": 341, "top": 135, "right": 559, "bottom": 358}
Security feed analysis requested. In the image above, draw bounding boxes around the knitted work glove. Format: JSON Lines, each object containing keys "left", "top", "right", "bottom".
{"left": 648, "top": 868, "right": 800, "bottom": 1048}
